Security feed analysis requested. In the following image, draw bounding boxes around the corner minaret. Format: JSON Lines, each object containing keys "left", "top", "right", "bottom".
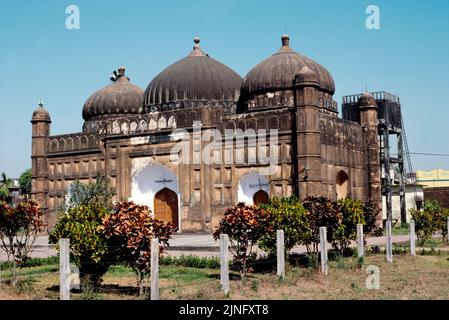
{"left": 294, "top": 65, "right": 322, "bottom": 198}
{"left": 358, "top": 92, "right": 382, "bottom": 223}
{"left": 31, "top": 102, "right": 51, "bottom": 226}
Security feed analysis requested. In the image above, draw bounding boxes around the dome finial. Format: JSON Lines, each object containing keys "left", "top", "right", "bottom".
{"left": 118, "top": 66, "right": 125, "bottom": 76}
{"left": 189, "top": 36, "right": 207, "bottom": 57}
{"left": 38, "top": 100, "right": 44, "bottom": 108}
{"left": 281, "top": 34, "right": 290, "bottom": 46}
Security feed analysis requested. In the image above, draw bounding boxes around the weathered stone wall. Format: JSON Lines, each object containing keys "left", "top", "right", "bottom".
{"left": 319, "top": 114, "right": 368, "bottom": 201}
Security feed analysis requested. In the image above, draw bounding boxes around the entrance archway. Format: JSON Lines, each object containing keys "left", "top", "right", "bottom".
{"left": 237, "top": 172, "right": 270, "bottom": 205}
{"left": 154, "top": 188, "right": 179, "bottom": 228}
{"left": 336, "top": 170, "right": 349, "bottom": 200}
{"left": 253, "top": 190, "right": 269, "bottom": 206}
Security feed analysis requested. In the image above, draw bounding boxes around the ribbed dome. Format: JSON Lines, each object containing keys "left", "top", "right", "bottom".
{"left": 144, "top": 37, "right": 242, "bottom": 111}
{"left": 31, "top": 102, "right": 51, "bottom": 123}
{"left": 83, "top": 67, "right": 144, "bottom": 121}
{"left": 358, "top": 91, "right": 377, "bottom": 108}
{"left": 241, "top": 34, "right": 335, "bottom": 98}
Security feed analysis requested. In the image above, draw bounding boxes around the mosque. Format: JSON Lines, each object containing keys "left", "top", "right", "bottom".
{"left": 31, "top": 34, "right": 382, "bottom": 232}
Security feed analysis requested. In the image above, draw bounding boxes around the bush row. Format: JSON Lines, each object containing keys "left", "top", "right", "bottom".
{"left": 213, "top": 196, "right": 383, "bottom": 277}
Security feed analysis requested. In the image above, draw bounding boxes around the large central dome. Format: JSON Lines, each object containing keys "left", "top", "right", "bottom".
{"left": 144, "top": 37, "right": 243, "bottom": 112}
{"left": 241, "top": 34, "right": 335, "bottom": 99}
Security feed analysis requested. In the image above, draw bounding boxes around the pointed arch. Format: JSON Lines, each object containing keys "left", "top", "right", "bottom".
{"left": 336, "top": 170, "right": 350, "bottom": 200}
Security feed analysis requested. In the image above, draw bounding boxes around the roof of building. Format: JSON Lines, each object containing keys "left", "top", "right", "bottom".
{"left": 82, "top": 67, "right": 144, "bottom": 121}
{"left": 31, "top": 102, "right": 51, "bottom": 123}
{"left": 144, "top": 37, "right": 243, "bottom": 109}
{"left": 241, "top": 34, "right": 335, "bottom": 98}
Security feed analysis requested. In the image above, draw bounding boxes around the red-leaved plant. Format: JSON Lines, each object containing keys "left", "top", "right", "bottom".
{"left": 0, "top": 200, "right": 45, "bottom": 285}
{"left": 99, "top": 201, "right": 177, "bottom": 296}
{"left": 213, "top": 202, "right": 271, "bottom": 279}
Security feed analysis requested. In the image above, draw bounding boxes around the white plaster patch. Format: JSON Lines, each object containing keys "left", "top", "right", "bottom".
{"left": 158, "top": 116, "right": 167, "bottom": 129}
{"left": 237, "top": 172, "right": 269, "bottom": 205}
{"left": 112, "top": 121, "right": 120, "bottom": 134}
{"left": 130, "top": 160, "right": 179, "bottom": 215}
{"left": 148, "top": 118, "right": 157, "bottom": 130}
{"left": 130, "top": 136, "right": 150, "bottom": 146}
{"left": 168, "top": 116, "right": 177, "bottom": 128}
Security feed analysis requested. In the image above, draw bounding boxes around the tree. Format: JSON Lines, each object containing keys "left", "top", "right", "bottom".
{"left": 332, "top": 198, "right": 365, "bottom": 255}
{"left": 213, "top": 202, "right": 271, "bottom": 279}
{"left": 0, "top": 172, "right": 12, "bottom": 202}
{"left": 259, "top": 196, "right": 310, "bottom": 257}
{"left": 301, "top": 196, "right": 340, "bottom": 259}
{"left": 19, "top": 169, "right": 32, "bottom": 198}
{"left": 63, "top": 176, "right": 116, "bottom": 211}
{"left": 49, "top": 203, "right": 111, "bottom": 291}
{"left": 100, "top": 202, "right": 177, "bottom": 297}
{"left": 362, "top": 201, "right": 383, "bottom": 244}
{"left": 0, "top": 200, "right": 45, "bottom": 286}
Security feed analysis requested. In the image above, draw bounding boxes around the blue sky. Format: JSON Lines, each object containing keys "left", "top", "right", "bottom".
{"left": 0, "top": 0, "right": 448, "bottom": 177}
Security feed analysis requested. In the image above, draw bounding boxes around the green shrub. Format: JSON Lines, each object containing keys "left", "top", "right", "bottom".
{"left": 49, "top": 203, "right": 111, "bottom": 291}
{"left": 301, "top": 196, "right": 339, "bottom": 259}
{"left": 160, "top": 255, "right": 220, "bottom": 269}
{"left": 409, "top": 200, "right": 445, "bottom": 245}
{"left": 363, "top": 201, "right": 383, "bottom": 242}
{"left": 333, "top": 198, "right": 365, "bottom": 256}
{"left": 258, "top": 196, "right": 310, "bottom": 256}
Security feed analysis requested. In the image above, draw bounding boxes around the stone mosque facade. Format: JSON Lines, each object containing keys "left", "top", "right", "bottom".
{"left": 31, "top": 35, "right": 381, "bottom": 233}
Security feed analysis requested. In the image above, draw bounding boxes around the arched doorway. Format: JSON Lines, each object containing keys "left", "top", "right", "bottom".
{"left": 336, "top": 171, "right": 349, "bottom": 200}
{"left": 237, "top": 172, "right": 270, "bottom": 205}
{"left": 154, "top": 188, "right": 179, "bottom": 228}
{"left": 253, "top": 190, "right": 269, "bottom": 206}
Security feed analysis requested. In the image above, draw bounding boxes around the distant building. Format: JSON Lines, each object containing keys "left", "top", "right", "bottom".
{"left": 416, "top": 169, "right": 449, "bottom": 208}
{"left": 416, "top": 169, "right": 449, "bottom": 188}
{"left": 381, "top": 170, "right": 423, "bottom": 224}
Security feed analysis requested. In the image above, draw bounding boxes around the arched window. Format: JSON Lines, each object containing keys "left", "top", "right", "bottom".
{"left": 336, "top": 171, "right": 349, "bottom": 200}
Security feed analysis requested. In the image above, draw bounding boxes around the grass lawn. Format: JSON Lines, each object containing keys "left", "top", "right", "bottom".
{"left": 1, "top": 252, "right": 449, "bottom": 300}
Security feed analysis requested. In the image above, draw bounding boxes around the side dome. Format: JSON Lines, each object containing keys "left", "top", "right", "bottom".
{"left": 240, "top": 34, "right": 335, "bottom": 106}
{"left": 82, "top": 67, "right": 144, "bottom": 121}
{"left": 144, "top": 37, "right": 243, "bottom": 113}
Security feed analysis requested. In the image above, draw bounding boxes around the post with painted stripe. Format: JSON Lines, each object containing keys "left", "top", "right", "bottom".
{"left": 386, "top": 220, "right": 393, "bottom": 262}
{"left": 59, "top": 238, "right": 70, "bottom": 300}
{"left": 151, "top": 238, "right": 160, "bottom": 300}
{"left": 220, "top": 234, "right": 230, "bottom": 295}
{"left": 319, "top": 227, "right": 328, "bottom": 276}
{"left": 276, "top": 230, "right": 285, "bottom": 279}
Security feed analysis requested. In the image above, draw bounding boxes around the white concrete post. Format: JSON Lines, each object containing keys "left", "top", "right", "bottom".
{"left": 276, "top": 230, "right": 285, "bottom": 279}
{"left": 220, "top": 234, "right": 229, "bottom": 294}
{"left": 59, "top": 238, "right": 70, "bottom": 300}
{"left": 386, "top": 220, "right": 393, "bottom": 262}
{"left": 410, "top": 219, "right": 416, "bottom": 256}
{"left": 150, "top": 238, "right": 159, "bottom": 300}
{"left": 357, "top": 223, "right": 364, "bottom": 258}
{"left": 319, "top": 227, "right": 328, "bottom": 276}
